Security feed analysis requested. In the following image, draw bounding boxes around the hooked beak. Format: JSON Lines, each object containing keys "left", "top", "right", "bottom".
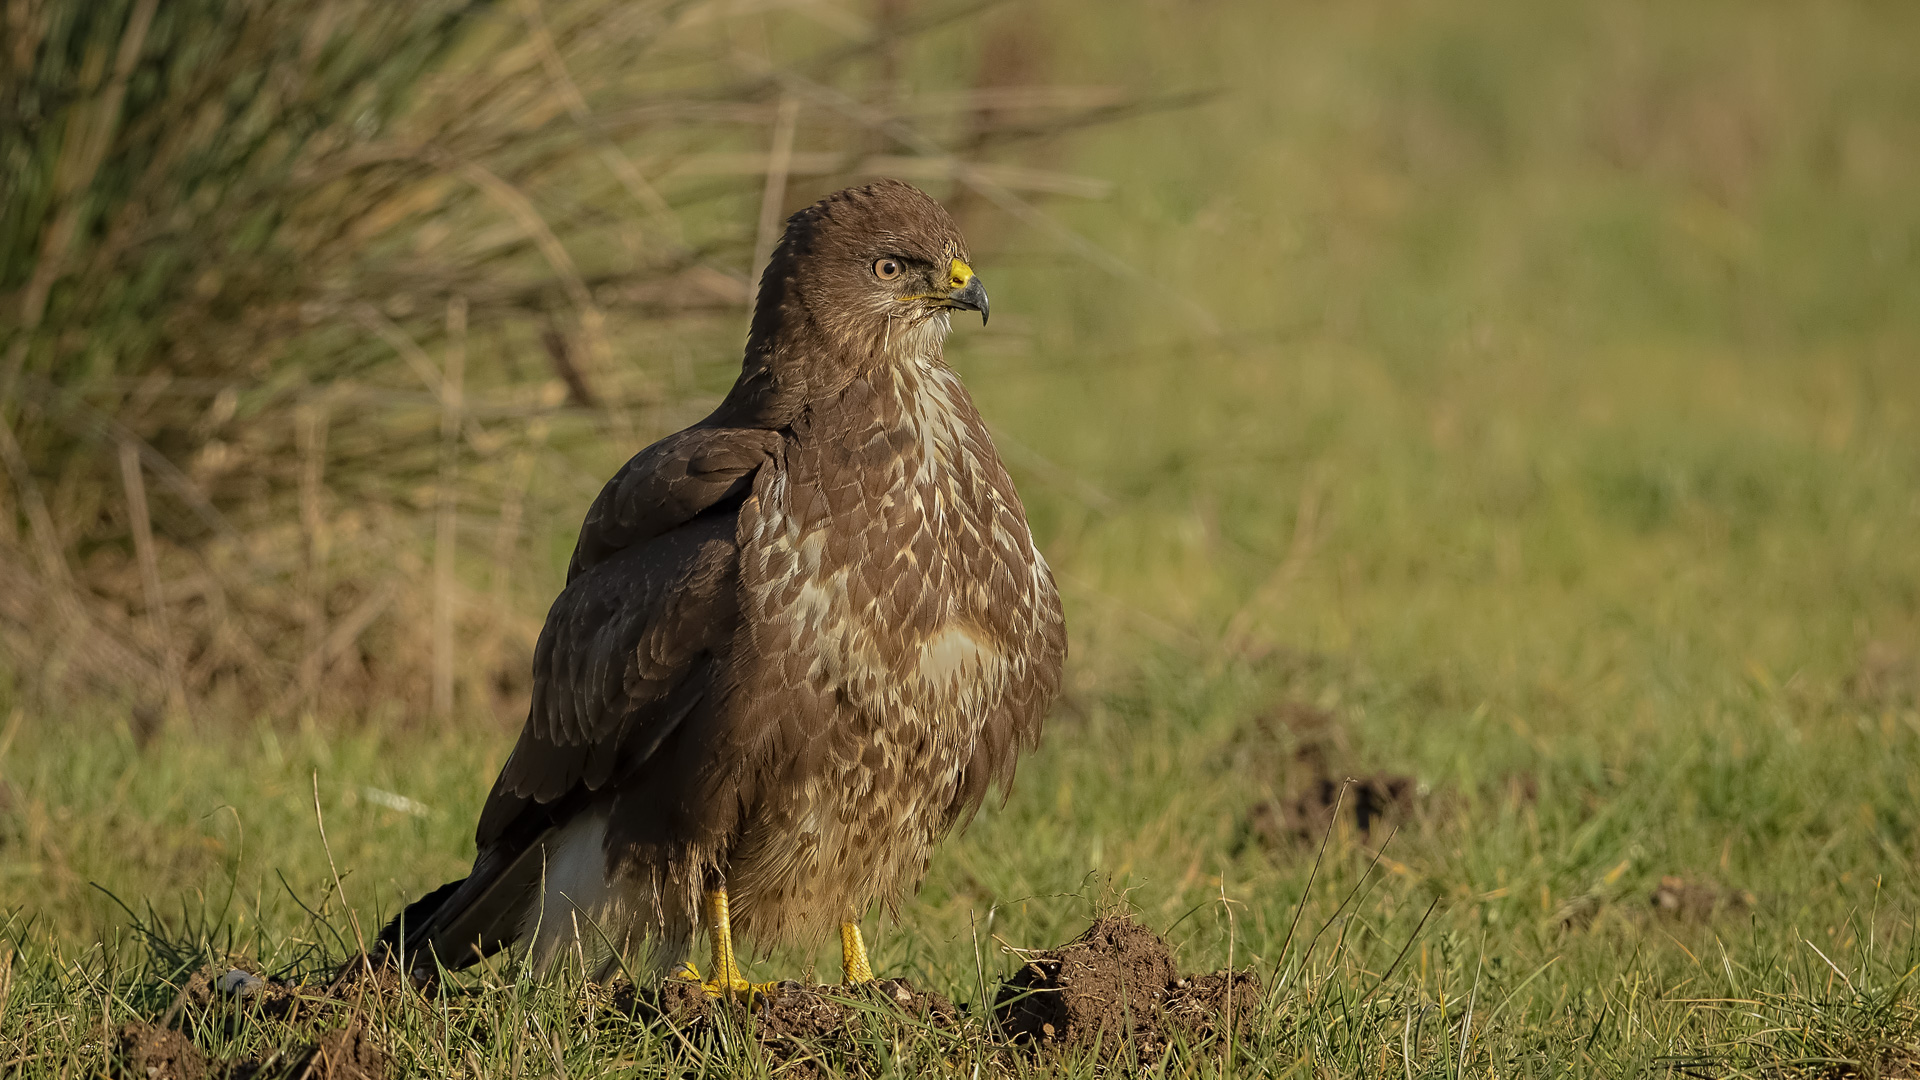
{"left": 945, "top": 275, "right": 989, "bottom": 325}
{"left": 938, "top": 257, "right": 989, "bottom": 325}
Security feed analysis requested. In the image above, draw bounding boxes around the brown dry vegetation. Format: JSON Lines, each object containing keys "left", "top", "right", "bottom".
{"left": 1, "top": 0, "right": 1143, "bottom": 724}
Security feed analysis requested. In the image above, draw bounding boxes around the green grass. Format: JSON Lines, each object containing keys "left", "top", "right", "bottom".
{"left": 7, "top": 0, "right": 1920, "bottom": 1074}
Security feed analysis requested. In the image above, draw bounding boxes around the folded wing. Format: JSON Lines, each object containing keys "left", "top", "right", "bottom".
{"left": 383, "top": 425, "right": 781, "bottom": 968}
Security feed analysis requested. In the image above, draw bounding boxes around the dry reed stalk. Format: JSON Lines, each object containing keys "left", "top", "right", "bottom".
{"left": 657, "top": 151, "right": 1112, "bottom": 198}
{"left": 117, "top": 438, "right": 188, "bottom": 720}
{"left": 868, "top": 0, "right": 908, "bottom": 159}
{"left": 433, "top": 297, "right": 468, "bottom": 720}
{"left": 897, "top": 86, "right": 1132, "bottom": 116}
{"left": 297, "top": 402, "right": 331, "bottom": 712}
{"left": 482, "top": 404, "right": 553, "bottom": 717}
{"left": 0, "top": 415, "right": 95, "bottom": 701}
{"left": 353, "top": 305, "right": 445, "bottom": 396}
{"left": 744, "top": 59, "right": 1220, "bottom": 334}
{"left": 492, "top": 413, "right": 553, "bottom": 604}
{"left": 516, "top": 0, "right": 681, "bottom": 244}
{"left": 444, "top": 156, "right": 638, "bottom": 446}
{"left": 0, "top": 420, "right": 71, "bottom": 595}
{"left": 282, "top": 581, "right": 400, "bottom": 720}
{"left": 751, "top": 93, "right": 802, "bottom": 295}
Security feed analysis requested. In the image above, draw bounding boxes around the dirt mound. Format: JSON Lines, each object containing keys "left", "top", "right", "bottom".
{"left": 117, "top": 1017, "right": 387, "bottom": 1080}
{"left": 287, "top": 1021, "right": 390, "bottom": 1080}
{"left": 177, "top": 965, "right": 305, "bottom": 1022}
{"left": 750, "top": 978, "right": 959, "bottom": 1074}
{"left": 1555, "top": 873, "right": 1757, "bottom": 934}
{"left": 1227, "top": 701, "right": 1424, "bottom": 850}
{"left": 994, "top": 915, "right": 1260, "bottom": 1059}
{"left": 1162, "top": 970, "right": 1264, "bottom": 1041}
{"left": 630, "top": 916, "right": 1255, "bottom": 1066}
{"left": 626, "top": 975, "right": 955, "bottom": 1031}
{"left": 1245, "top": 773, "right": 1418, "bottom": 848}
{"left": 623, "top": 976, "right": 959, "bottom": 1075}
{"left": 1651, "top": 876, "right": 1754, "bottom": 922}
{"left": 116, "top": 1022, "right": 208, "bottom": 1080}
{"left": 1849, "top": 640, "right": 1920, "bottom": 706}
{"left": 115, "top": 918, "right": 1253, "bottom": 1073}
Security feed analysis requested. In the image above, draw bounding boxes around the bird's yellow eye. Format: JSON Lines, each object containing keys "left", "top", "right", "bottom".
{"left": 873, "top": 257, "right": 904, "bottom": 281}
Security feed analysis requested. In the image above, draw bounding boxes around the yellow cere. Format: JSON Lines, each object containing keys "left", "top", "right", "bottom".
{"left": 947, "top": 258, "right": 974, "bottom": 289}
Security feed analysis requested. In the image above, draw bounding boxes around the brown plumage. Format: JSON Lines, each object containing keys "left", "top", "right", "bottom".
{"left": 381, "top": 180, "right": 1066, "bottom": 985}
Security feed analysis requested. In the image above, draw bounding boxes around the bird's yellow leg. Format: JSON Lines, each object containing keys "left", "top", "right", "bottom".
{"left": 840, "top": 921, "right": 874, "bottom": 984}
{"left": 673, "top": 886, "right": 773, "bottom": 999}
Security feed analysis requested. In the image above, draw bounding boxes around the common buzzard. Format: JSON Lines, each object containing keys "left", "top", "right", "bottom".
{"left": 381, "top": 180, "right": 1066, "bottom": 994}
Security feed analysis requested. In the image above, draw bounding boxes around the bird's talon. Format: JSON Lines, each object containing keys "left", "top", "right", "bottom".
{"left": 669, "top": 958, "right": 767, "bottom": 1000}
{"left": 700, "top": 976, "right": 776, "bottom": 1002}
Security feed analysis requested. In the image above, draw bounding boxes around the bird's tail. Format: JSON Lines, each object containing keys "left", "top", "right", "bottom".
{"left": 374, "top": 835, "right": 554, "bottom": 978}
{"left": 373, "top": 877, "right": 467, "bottom": 958}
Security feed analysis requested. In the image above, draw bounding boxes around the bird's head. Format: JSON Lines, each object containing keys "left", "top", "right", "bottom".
{"left": 748, "top": 180, "right": 987, "bottom": 388}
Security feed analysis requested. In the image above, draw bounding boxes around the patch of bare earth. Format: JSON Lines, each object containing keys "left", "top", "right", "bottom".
{"left": 994, "top": 915, "right": 1260, "bottom": 1062}
{"left": 1229, "top": 701, "right": 1424, "bottom": 850}
{"left": 115, "top": 1017, "right": 389, "bottom": 1080}
{"left": 1848, "top": 640, "right": 1920, "bottom": 707}
{"left": 286, "top": 1021, "right": 390, "bottom": 1080}
{"left": 116, "top": 916, "right": 1254, "bottom": 1073}
{"left": 622, "top": 976, "right": 960, "bottom": 1075}
{"left": 1651, "top": 876, "right": 1754, "bottom": 922}
{"left": 624, "top": 916, "right": 1257, "bottom": 1066}
{"left": 116, "top": 1021, "right": 208, "bottom": 1080}
{"left": 114, "top": 964, "right": 400, "bottom": 1080}
{"left": 1554, "top": 874, "right": 1755, "bottom": 934}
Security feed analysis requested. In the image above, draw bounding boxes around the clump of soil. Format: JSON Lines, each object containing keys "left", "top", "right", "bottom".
{"left": 1245, "top": 774, "right": 1418, "bottom": 848}
{"left": 288, "top": 1021, "right": 389, "bottom": 1080}
{"left": 1552, "top": 891, "right": 1606, "bottom": 932}
{"left": 751, "top": 978, "right": 959, "bottom": 1073}
{"left": 170, "top": 957, "right": 422, "bottom": 1036}
{"left": 759, "top": 978, "right": 958, "bottom": 1041}
{"left": 117, "top": 961, "right": 407, "bottom": 1080}
{"left": 1554, "top": 874, "right": 1756, "bottom": 934}
{"left": 119, "top": 919, "right": 1254, "bottom": 1074}
{"left": 627, "top": 976, "right": 955, "bottom": 1033}
{"left": 622, "top": 976, "right": 959, "bottom": 1075}
{"left": 115, "top": 1017, "right": 388, "bottom": 1080}
{"left": 177, "top": 964, "right": 304, "bottom": 1022}
{"left": 628, "top": 973, "right": 714, "bottom": 1025}
{"left": 116, "top": 1021, "right": 208, "bottom": 1080}
{"left": 1162, "top": 971, "right": 1263, "bottom": 1042}
{"left": 1228, "top": 701, "right": 1422, "bottom": 849}
{"left": 994, "top": 915, "right": 1260, "bottom": 1060}
{"left": 1849, "top": 641, "right": 1919, "bottom": 707}
{"left": 1651, "top": 876, "right": 1754, "bottom": 922}
{"left": 996, "top": 917, "right": 1174, "bottom": 1044}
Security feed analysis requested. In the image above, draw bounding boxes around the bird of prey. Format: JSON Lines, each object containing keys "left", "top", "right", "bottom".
{"left": 381, "top": 180, "right": 1066, "bottom": 995}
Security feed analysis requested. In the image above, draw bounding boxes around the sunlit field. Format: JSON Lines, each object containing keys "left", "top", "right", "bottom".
{"left": 5, "top": 0, "right": 1920, "bottom": 1074}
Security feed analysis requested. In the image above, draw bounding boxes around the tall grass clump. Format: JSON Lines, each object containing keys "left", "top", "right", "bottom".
{"left": 0, "top": 0, "right": 1134, "bottom": 726}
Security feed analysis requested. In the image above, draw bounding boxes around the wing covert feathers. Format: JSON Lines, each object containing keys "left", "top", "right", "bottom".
{"left": 568, "top": 427, "right": 781, "bottom": 580}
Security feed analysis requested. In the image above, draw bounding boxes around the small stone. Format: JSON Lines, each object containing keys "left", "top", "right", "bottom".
{"left": 218, "top": 969, "right": 265, "bottom": 999}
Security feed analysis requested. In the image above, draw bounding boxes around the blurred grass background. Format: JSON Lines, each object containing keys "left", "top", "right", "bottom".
{"left": 5, "top": 0, "right": 1920, "bottom": 1073}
